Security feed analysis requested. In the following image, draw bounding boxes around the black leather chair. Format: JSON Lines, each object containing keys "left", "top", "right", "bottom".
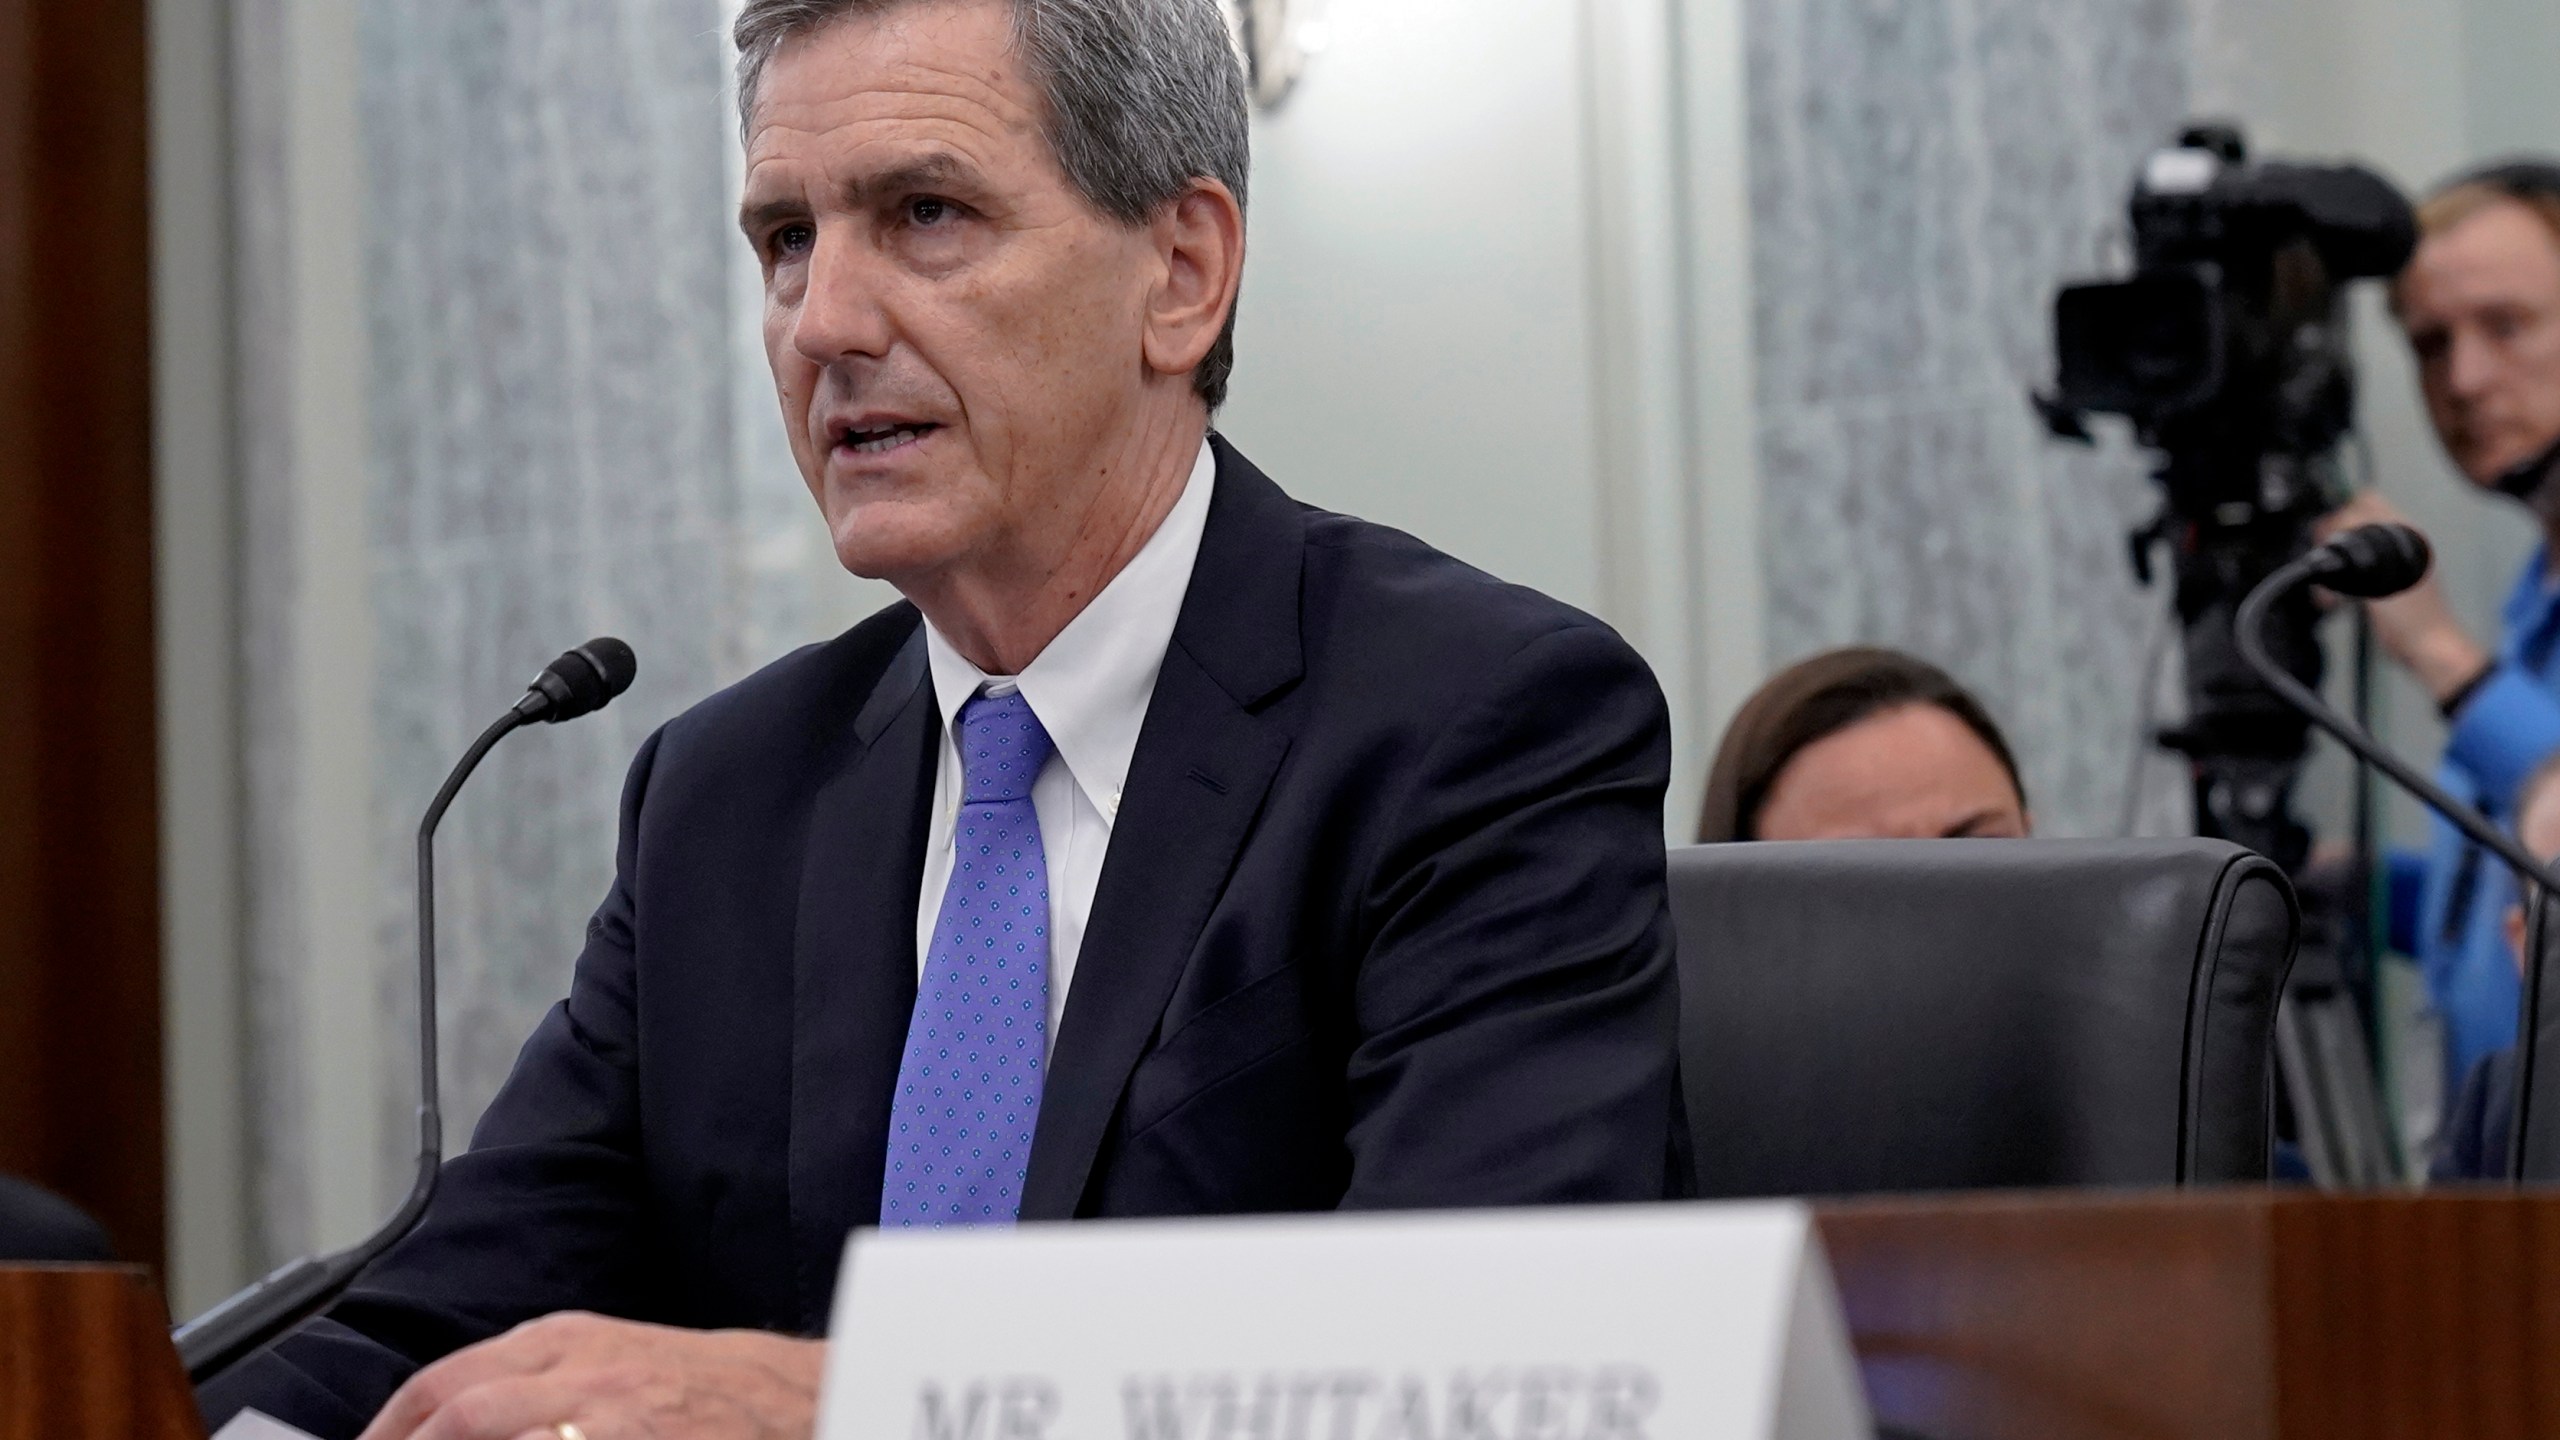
{"left": 0, "top": 1173, "right": 114, "bottom": 1261}
{"left": 1671, "top": 838, "right": 2298, "bottom": 1197}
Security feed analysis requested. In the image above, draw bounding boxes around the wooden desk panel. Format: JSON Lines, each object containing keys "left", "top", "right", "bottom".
{"left": 1818, "top": 1190, "right": 2560, "bottom": 1440}
{"left": 0, "top": 1266, "right": 199, "bottom": 1440}
{"left": 10, "top": 1196, "right": 2560, "bottom": 1439}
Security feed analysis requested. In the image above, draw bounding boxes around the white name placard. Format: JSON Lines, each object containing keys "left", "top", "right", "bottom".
{"left": 818, "top": 1203, "right": 1870, "bottom": 1440}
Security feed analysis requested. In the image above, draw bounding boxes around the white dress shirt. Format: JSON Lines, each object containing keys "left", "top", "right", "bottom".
{"left": 914, "top": 437, "right": 1216, "bottom": 1054}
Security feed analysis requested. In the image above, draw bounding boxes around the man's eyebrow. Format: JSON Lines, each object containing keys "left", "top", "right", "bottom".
{"left": 738, "top": 194, "right": 810, "bottom": 235}
{"left": 737, "top": 154, "right": 986, "bottom": 235}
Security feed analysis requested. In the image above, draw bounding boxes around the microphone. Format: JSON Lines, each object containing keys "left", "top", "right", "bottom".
{"left": 2236, "top": 530, "right": 2560, "bottom": 1180}
{"left": 2301, "top": 522, "right": 2433, "bottom": 598}
{"left": 175, "top": 639, "right": 638, "bottom": 1383}
{"left": 2238, "top": 525, "right": 2540, "bottom": 880}
{"left": 515, "top": 637, "right": 638, "bottom": 724}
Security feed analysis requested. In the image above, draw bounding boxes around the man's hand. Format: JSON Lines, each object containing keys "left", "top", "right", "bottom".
{"left": 356, "top": 1313, "right": 824, "bottom": 1440}
{"left": 2315, "top": 491, "right": 2492, "bottom": 707}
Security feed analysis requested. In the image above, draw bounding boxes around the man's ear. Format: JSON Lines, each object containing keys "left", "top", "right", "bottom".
{"left": 1142, "top": 178, "right": 1245, "bottom": 381}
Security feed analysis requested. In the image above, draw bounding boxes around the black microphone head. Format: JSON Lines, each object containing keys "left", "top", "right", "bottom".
{"left": 522, "top": 637, "right": 638, "bottom": 723}
{"left": 2310, "top": 522, "right": 2433, "bottom": 598}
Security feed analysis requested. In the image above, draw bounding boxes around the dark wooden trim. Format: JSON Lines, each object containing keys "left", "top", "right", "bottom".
{"left": 0, "top": 0, "right": 164, "bottom": 1278}
{"left": 1819, "top": 1190, "right": 2560, "bottom": 1439}
{"left": 0, "top": 1266, "right": 200, "bottom": 1439}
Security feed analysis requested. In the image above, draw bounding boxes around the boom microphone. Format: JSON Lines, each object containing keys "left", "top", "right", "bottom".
{"left": 2238, "top": 525, "right": 2534, "bottom": 881}
{"left": 175, "top": 639, "right": 639, "bottom": 1382}
{"left": 517, "top": 637, "right": 638, "bottom": 724}
{"left": 2236, "top": 533, "right": 2560, "bottom": 1180}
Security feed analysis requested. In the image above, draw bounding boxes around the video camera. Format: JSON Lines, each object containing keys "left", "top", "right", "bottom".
{"left": 2038, "top": 122, "right": 2421, "bottom": 1185}
{"left": 2038, "top": 121, "right": 2416, "bottom": 869}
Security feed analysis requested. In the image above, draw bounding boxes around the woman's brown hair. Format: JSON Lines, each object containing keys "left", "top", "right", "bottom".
{"left": 1696, "top": 646, "right": 2026, "bottom": 843}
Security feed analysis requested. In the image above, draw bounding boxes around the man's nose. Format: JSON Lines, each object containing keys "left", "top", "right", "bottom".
{"left": 791, "top": 230, "right": 894, "bottom": 367}
{"left": 2446, "top": 328, "right": 2506, "bottom": 404}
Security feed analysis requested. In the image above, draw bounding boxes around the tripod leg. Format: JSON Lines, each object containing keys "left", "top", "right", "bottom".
{"left": 2277, "top": 975, "right": 2403, "bottom": 1188}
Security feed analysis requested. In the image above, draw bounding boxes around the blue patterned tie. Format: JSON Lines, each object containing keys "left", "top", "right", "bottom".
{"left": 882, "top": 688, "right": 1055, "bottom": 1227}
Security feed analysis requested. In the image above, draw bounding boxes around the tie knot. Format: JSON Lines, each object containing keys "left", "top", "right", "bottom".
{"left": 956, "top": 689, "right": 1054, "bottom": 804}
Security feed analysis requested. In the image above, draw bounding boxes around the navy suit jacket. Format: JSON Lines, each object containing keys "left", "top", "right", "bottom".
{"left": 205, "top": 438, "right": 1681, "bottom": 1436}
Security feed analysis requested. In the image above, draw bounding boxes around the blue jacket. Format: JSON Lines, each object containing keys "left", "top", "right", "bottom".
{"left": 2403, "top": 543, "right": 2560, "bottom": 1094}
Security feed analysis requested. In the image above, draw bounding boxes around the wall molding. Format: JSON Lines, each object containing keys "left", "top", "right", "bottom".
{"left": 1581, "top": 0, "right": 1765, "bottom": 835}
{"left": 151, "top": 0, "right": 249, "bottom": 1315}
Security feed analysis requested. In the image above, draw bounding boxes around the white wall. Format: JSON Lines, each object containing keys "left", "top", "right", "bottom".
{"left": 156, "top": 0, "right": 386, "bottom": 1309}
{"left": 1219, "top": 0, "right": 1608, "bottom": 610}
{"left": 1217, "top": 0, "right": 1761, "bottom": 828}
{"left": 2464, "top": 0, "right": 2560, "bottom": 163}
{"left": 153, "top": 0, "right": 250, "bottom": 1317}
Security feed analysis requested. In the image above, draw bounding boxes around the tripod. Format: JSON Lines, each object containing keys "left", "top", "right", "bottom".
{"left": 2147, "top": 511, "right": 2402, "bottom": 1188}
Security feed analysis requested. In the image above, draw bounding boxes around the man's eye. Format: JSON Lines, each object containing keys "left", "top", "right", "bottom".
{"left": 770, "top": 223, "right": 815, "bottom": 259}
{"left": 908, "top": 197, "right": 954, "bottom": 227}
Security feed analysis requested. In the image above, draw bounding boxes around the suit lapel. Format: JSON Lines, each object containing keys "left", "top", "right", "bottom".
{"left": 786, "top": 626, "right": 934, "bottom": 1322}
{"left": 1019, "top": 436, "right": 1307, "bottom": 1218}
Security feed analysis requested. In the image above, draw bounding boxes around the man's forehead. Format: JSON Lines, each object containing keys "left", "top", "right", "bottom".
{"left": 746, "top": 2, "right": 1038, "bottom": 157}
{"left": 2412, "top": 203, "right": 2560, "bottom": 293}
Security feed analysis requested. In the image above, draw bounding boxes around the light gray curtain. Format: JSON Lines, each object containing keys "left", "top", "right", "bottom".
{"left": 235, "top": 0, "right": 842, "bottom": 1259}
{"left": 1747, "top": 0, "right": 2205, "bottom": 838}
{"left": 356, "top": 0, "right": 818, "bottom": 1203}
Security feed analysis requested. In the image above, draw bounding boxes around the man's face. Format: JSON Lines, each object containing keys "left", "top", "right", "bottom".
{"left": 739, "top": 0, "right": 1164, "bottom": 584}
{"left": 2399, "top": 200, "right": 2560, "bottom": 486}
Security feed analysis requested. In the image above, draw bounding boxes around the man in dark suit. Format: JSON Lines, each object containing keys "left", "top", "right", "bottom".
{"left": 203, "top": 0, "right": 1679, "bottom": 1434}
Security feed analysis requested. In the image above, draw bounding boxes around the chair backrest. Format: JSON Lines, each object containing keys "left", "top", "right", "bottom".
{"left": 0, "top": 1175, "right": 112, "bottom": 1262}
{"left": 1671, "top": 838, "right": 2297, "bottom": 1198}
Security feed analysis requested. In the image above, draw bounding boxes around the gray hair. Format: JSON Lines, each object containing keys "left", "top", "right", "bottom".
{"left": 734, "top": 0, "right": 1250, "bottom": 409}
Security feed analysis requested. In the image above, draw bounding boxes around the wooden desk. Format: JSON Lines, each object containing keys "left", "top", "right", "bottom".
{"left": 14, "top": 1192, "right": 2560, "bottom": 1439}
{"left": 1819, "top": 1189, "right": 2560, "bottom": 1440}
{"left": 0, "top": 1265, "right": 197, "bottom": 1439}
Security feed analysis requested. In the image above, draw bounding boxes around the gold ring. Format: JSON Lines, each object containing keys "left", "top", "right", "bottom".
{"left": 553, "top": 1425, "right": 589, "bottom": 1440}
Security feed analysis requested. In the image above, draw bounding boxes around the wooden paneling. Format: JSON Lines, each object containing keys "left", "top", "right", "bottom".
{"left": 1822, "top": 1192, "right": 2278, "bottom": 1439}
{"left": 0, "top": 0, "right": 164, "bottom": 1275}
{"left": 0, "top": 1266, "right": 199, "bottom": 1440}
{"left": 2261, "top": 1194, "right": 2560, "bottom": 1440}
{"left": 1818, "top": 1190, "right": 2560, "bottom": 1440}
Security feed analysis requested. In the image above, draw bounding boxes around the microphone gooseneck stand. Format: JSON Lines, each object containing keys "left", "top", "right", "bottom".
{"left": 175, "top": 639, "right": 639, "bottom": 1384}
{"left": 2235, "top": 527, "right": 2560, "bottom": 1182}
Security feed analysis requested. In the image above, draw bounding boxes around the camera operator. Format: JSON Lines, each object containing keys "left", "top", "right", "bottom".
{"left": 2318, "top": 162, "right": 2560, "bottom": 1096}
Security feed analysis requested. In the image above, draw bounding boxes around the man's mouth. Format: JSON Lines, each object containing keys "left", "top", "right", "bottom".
{"left": 836, "top": 421, "right": 940, "bottom": 456}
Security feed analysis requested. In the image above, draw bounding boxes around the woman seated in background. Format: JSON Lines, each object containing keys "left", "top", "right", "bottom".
{"left": 1698, "top": 645, "right": 2032, "bottom": 843}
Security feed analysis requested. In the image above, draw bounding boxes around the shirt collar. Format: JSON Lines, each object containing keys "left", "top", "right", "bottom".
{"left": 922, "top": 436, "right": 1217, "bottom": 816}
